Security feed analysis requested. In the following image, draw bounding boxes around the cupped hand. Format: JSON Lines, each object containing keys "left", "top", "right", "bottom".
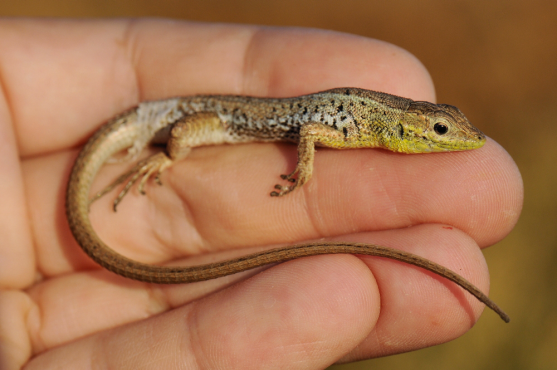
{"left": 0, "top": 19, "right": 522, "bottom": 369}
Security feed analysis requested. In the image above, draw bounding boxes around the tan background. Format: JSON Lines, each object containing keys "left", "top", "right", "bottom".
{"left": 2, "top": 1, "right": 555, "bottom": 369}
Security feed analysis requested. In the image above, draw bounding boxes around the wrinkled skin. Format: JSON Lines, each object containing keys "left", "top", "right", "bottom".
{"left": 0, "top": 19, "right": 522, "bottom": 370}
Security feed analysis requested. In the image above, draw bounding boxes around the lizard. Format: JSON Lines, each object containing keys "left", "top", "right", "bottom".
{"left": 65, "top": 87, "right": 510, "bottom": 323}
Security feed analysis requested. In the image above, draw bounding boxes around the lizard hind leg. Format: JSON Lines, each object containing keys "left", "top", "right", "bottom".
{"left": 90, "top": 112, "right": 222, "bottom": 210}
{"left": 90, "top": 152, "right": 173, "bottom": 211}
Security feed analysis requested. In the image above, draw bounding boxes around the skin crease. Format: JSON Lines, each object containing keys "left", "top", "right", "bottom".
{"left": 0, "top": 19, "right": 522, "bottom": 370}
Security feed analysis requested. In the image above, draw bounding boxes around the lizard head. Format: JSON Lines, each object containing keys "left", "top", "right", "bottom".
{"left": 388, "top": 101, "right": 486, "bottom": 153}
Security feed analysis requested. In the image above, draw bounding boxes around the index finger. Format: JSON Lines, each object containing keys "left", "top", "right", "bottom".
{"left": 7, "top": 19, "right": 434, "bottom": 157}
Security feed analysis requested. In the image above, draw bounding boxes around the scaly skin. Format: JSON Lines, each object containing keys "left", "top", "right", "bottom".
{"left": 66, "top": 88, "right": 509, "bottom": 322}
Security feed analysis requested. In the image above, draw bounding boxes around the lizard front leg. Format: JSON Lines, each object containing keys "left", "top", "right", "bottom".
{"left": 271, "top": 122, "right": 350, "bottom": 197}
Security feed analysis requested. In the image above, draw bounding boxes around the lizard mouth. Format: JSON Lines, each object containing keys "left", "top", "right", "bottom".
{"left": 434, "top": 134, "right": 486, "bottom": 151}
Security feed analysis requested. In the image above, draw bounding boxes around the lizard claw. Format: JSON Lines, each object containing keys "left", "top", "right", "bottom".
{"left": 270, "top": 181, "right": 297, "bottom": 197}
{"left": 271, "top": 168, "right": 301, "bottom": 197}
{"left": 89, "top": 152, "right": 172, "bottom": 211}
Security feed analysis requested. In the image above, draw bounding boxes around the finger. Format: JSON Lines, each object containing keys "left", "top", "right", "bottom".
{"left": 6, "top": 19, "right": 433, "bottom": 157}
{"left": 25, "top": 255, "right": 379, "bottom": 370}
{"left": 337, "top": 224, "right": 493, "bottom": 361}
{"left": 0, "top": 104, "right": 34, "bottom": 288}
{"left": 24, "top": 244, "right": 272, "bottom": 353}
{"left": 14, "top": 20, "right": 438, "bottom": 276}
{"left": 0, "top": 290, "right": 34, "bottom": 370}
{"left": 72, "top": 133, "right": 520, "bottom": 272}
{"left": 22, "top": 223, "right": 487, "bottom": 363}
{"left": 165, "top": 134, "right": 521, "bottom": 249}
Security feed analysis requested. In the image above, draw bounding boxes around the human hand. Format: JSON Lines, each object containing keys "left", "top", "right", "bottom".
{"left": 0, "top": 19, "right": 522, "bottom": 369}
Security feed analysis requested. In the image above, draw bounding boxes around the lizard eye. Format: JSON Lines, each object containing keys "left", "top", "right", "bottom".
{"left": 434, "top": 123, "right": 449, "bottom": 135}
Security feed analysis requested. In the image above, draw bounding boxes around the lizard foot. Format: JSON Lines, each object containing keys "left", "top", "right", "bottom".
{"left": 270, "top": 169, "right": 299, "bottom": 197}
{"left": 90, "top": 152, "right": 173, "bottom": 211}
{"left": 270, "top": 181, "right": 299, "bottom": 197}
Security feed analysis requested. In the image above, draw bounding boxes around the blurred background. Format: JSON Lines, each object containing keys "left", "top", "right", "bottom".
{"left": 2, "top": 1, "right": 555, "bottom": 369}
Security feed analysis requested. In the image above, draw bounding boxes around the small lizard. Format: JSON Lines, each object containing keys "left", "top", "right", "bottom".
{"left": 65, "top": 88, "right": 510, "bottom": 322}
